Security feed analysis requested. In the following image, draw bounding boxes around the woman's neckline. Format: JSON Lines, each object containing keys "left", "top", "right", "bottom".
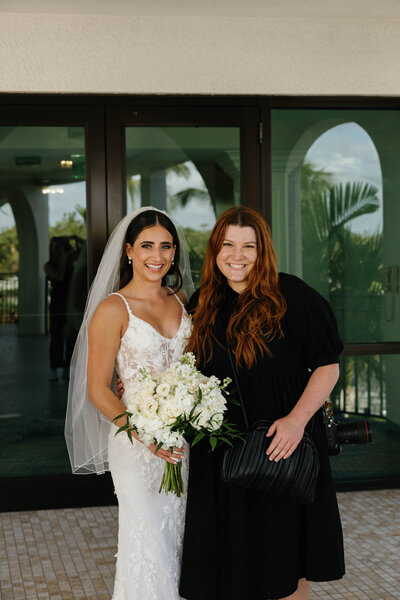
{"left": 116, "top": 290, "right": 185, "bottom": 341}
{"left": 225, "top": 283, "right": 240, "bottom": 300}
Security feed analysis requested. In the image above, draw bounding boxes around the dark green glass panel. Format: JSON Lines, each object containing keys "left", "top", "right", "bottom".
{"left": 271, "top": 109, "right": 400, "bottom": 486}
{"left": 125, "top": 126, "right": 240, "bottom": 287}
{"left": 0, "top": 126, "right": 87, "bottom": 477}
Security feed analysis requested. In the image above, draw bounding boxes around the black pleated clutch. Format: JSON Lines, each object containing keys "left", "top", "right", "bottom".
{"left": 221, "top": 420, "right": 320, "bottom": 504}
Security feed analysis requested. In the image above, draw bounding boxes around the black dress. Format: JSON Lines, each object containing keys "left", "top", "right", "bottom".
{"left": 179, "top": 273, "right": 345, "bottom": 600}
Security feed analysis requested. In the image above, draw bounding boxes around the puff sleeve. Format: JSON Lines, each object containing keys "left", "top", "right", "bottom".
{"left": 280, "top": 273, "right": 344, "bottom": 372}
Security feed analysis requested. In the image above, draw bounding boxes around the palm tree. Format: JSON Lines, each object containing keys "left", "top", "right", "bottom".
{"left": 301, "top": 163, "right": 381, "bottom": 301}
{"left": 301, "top": 162, "right": 383, "bottom": 413}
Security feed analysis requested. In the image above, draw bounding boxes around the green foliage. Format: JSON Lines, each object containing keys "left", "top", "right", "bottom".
{"left": 49, "top": 209, "right": 86, "bottom": 240}
{"left": 301, "top": 161, "right": 383, "bottom": 345}
{"left": 0, "top": 208, "right": 85, "bottom": 275}
{"left": 170, "top": 187, "right": 209, "bottom": 211}
{"left": 183, "top": 226, "right": 211, "bottom": 288}
{"left": 0, "top": 226, "right": 19, "bottom": 274}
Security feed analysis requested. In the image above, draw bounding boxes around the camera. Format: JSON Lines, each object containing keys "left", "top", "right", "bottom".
{"left": 325, "top": 418, "right": 372, "bottom": 456}
{"left": 62, "top": 238, "right": 72, "bottom": 252}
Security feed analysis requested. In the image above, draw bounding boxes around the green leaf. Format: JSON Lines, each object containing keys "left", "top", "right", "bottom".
{"left": 115, "top": 423, "right": 130, "bottom": 435}
{"left": 229, "top": 396, "right": 241, "bottom": 406}
{"left": 209, "top": 437, "right": 217, "bottom": 451}
{"left": 191, "top": 431, "right": 206, "bottom": 446}
{"left": 220, "top": 437, "right": 234, "bottom": 446}
{"left": 156, "top": 441, "right": 163, "bottom": 453}
{"left": 113, "top": 412, "right": 127, "bottom": 422}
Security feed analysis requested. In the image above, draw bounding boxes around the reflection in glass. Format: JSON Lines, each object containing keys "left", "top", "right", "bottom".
{"left": 271, "top": 109, "right": 400, "bottom": 485}
{"left": 301, "top": 125, "right": 383, "bottom": 345}
{"left": 125, "top": 127, "right": 240, "bottom": 286}
{"left": 332, "top": 354, "right": 386, "bottom": 418}
{"left": 0, "top": 127, "right": 87, "bottom": 477}
{"left": 271, "top": 110, "right": 400, "bottom": 346}
{"left": 329, "top": 354, "right": 400, "bottom": 484}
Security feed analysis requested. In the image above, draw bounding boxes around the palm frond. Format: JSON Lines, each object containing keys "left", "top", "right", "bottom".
{"left": 173, "top": 187, "right": 209, "bottom": 207}
{"left": 327, "top": 182, "right": 380, "bottom": 230}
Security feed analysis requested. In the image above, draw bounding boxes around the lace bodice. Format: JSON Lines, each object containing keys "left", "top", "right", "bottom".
{"left": 110, "top": 291, "right": 192, "bottom": 400}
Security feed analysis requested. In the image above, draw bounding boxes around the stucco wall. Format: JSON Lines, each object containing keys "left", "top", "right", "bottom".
{"left": 0, "top": 1, "right": 399, "bottom": 95}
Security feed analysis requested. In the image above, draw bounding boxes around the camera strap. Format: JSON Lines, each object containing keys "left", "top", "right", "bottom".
{"left": 225, "top": 338, "right": 315, "bottom": 435}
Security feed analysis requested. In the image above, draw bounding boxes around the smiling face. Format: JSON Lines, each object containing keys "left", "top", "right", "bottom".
{"left": 216, "top": 225, "right": 258, "bottom": 292}
{"left": 127, "top": 224, "right": 175, "bottom": 284}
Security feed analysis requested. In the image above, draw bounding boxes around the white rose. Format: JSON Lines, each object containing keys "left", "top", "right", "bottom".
{"left": 162, "top": 370, "right": 179, "bottom": 386}
{"left": 156, "top": 383, "right": 170, "bottom": 397}
{"left": 192, "top": 407, "right": 212, "bottom": 429}
{"left": 158, "top": 398, "right": 181, "bottom": 425}
{"left": 140, "top": 397, "right": 159, "bottom": 419}
{"left": 181, "top": 393, "right": 196, "bottom": 415}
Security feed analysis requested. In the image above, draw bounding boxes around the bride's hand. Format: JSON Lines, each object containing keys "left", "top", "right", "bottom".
{"left": 147, "top": 443, "right": 184, "bottom": 464}
{"left": 115, "top": 372, "right": 125, "bottom": 399}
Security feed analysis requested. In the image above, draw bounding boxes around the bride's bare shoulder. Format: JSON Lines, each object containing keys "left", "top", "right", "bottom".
{"left": 90, "top": 294, "right": 127, "bottom": 326}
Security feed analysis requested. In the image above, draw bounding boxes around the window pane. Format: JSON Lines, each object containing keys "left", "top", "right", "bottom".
{"left": 271, "top": 109, "right": 400, "bottom": 344}
{"left": 125, "top": 126, "right": 240, "bottom": 287}
{"left": 0, "top": 126, "right": 87, "bottom": 478}
{"left": 330, "top": 354, "right": 400, "bottom": 484}
{"left": 271, "top": 109, "right": 400, "bottom": 486}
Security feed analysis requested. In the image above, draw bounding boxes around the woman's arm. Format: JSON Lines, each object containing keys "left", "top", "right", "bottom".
{"left": 87, "top": 297, "right": 183, "bottom": 464}
{"left": 266, "top": 363, "right": 339, "bottom": 462}
{"left": 87, "top": 298, "right": 128, "bottom": 425}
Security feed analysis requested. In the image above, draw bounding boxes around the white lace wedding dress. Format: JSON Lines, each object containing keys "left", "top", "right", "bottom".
{"left": 108, "top": 292, "right": 192, "bottom": 600}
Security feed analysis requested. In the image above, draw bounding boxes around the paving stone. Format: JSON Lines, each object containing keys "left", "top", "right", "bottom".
{"left": 1, "top": 490, "right": 399, "bottom": 599}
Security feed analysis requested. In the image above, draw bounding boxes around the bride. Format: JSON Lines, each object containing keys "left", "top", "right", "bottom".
{"left": 65, "top": 207, "right": 193, "bottom": 600}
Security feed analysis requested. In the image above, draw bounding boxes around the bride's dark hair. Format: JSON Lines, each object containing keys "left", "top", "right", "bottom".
{"left": 119, "top": 210, "right": 183, "bottom": 291}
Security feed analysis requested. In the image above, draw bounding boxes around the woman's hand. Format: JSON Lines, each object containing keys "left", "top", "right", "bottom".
{"left": 147, "top": 443, "right": 185, "bottom": 464}
{"left": 115, "top": 373, "right": 125, "bottom": 399}
{"left": 266, "top": 364, "right": 340, "bottom": 462}
{"left": 266, "top": 416, "right": 305, "bottom": 462}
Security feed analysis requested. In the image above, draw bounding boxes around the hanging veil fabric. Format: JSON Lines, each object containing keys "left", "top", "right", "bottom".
{"left": 64, "top": 206, "right": 194, "bottom": 474}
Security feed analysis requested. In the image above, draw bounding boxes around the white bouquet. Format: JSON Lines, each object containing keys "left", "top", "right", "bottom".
{"left": 114, "top": 352, "right": 241, "bottom": 496}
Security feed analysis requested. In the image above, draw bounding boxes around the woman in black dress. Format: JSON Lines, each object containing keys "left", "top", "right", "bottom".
{"left": 179, "top": 207, "right": 345, "bottom": 600}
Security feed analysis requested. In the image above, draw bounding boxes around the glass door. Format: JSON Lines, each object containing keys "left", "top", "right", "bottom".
{"left": 0, "top": 105, "right": 108, "bottom": 509}
{"left": 106, "top": 105, "right": 261, "bottom": 286}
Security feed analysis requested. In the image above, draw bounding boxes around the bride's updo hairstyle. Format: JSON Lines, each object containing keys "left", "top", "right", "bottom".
{"left": 187, "top": 206, "right": 287, "bottom": 369}
{"left": 119, "top": 209, "right": 183, "bottom": 291}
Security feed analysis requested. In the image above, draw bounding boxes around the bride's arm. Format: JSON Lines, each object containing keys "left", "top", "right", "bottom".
{"left": 87, "top": 297, "right": 183, "bottom": 464}
{"left": 87, "top": 297, "right": 128, "bottom": 427}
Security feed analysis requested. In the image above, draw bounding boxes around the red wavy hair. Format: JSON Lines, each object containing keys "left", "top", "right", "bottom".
{"left": 187, "top": 207, "right": 287, "bottom": 369}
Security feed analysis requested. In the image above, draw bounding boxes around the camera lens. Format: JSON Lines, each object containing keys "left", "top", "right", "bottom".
{"left": 336, "top": 420, "right": 372, "bottom": 445}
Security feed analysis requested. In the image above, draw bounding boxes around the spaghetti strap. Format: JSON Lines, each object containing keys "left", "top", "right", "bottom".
{"left": 168, "top": 287, "right": 184, "bottom": 309}
{"left": 109, "top": 292, "right": 134, "bottom": 318}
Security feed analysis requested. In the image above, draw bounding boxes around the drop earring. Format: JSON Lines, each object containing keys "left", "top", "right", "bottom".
{"left": 128, "top": 256, "right": 132, "bottom": 265}
{"left": 171, "top": 259, "right": 174, "bottom": 265}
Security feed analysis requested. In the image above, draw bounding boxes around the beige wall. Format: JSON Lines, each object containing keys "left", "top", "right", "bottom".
{"left": 0, "top": 0, "right": 400, "bottom": 95}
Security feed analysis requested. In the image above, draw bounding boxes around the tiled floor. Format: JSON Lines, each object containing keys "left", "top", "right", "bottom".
{"left": 1, "top": 489, "right": 399, "bottom": 600}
